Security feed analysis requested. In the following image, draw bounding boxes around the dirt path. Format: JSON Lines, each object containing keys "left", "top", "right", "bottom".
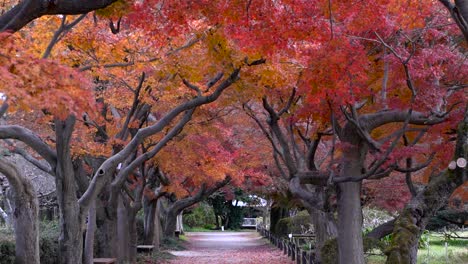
{"left": 167, "top": 231, "right": 294, "bottom": 264}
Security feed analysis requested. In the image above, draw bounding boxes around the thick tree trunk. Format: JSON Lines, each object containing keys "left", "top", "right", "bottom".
{"left": 143, "top": 198, "right": 157, "bottom": 245}
{"left": 0, "top": 159, "right": 40, "bottom": 264}
{"left": 337, "top": 139, "right": 366, "bottom": 264}
{"left": 163, "top": 209, "right": 179, "bottom": 238}
{"left": 386, "top": 105, "right": 467, "bottom": 263}
{"left": 95, "top": 194, "right": 118, "bottom": 258}
{"left": 55, "top": 116, "right": 85, "bottom": 264}
{"left": 337, "top": 181, "right": 364, "bottom": 264}
{"left": 310, "top": 208, "right": 338, "bottom": 261}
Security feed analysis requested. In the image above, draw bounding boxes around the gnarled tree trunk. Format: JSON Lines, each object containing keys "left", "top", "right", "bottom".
{"left": 0, "top": 159, "right": 39, "bottom": 264}
{"left": 386, "top": 105, "right": 468, "bottom": 264}
{"left": 55, "top": 116, "right": 86, "bottom": 264}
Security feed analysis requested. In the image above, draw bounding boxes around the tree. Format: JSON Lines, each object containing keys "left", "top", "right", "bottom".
{"left": 0, "top": 158, "right": 39, "bottom": 264}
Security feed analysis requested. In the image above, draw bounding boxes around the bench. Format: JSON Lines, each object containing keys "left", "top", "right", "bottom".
{"left": 137, "top": 245, "right": 155, "bottom": 253}
{"left": 93, "top": 258, "right": 116, "bottom": 264}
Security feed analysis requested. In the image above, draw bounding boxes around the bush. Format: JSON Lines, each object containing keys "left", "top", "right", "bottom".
{"left": 275, "top": 210, "right": 312, "bottom": 237}
{"left": 0, "top": 220, "right": 59, "bottom": 264}
{"left": 0, "top": 240, "right": 15, "bottom": 264}
{"left": 184, "top": 202, "right": 216, "bottom": 228}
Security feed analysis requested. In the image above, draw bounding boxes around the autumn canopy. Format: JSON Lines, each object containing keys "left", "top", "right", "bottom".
{"left": 0, "top": 0, "right": 466, "bottom": 264}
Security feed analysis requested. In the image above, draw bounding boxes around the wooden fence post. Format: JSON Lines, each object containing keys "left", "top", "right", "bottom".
{"left": 308, "top": 251, "right": 315, "bottom": 264}
{"left": 296, "top": 246, "right": 300, "bottom": 264}
{"left": 302, "top": 250, "right": 307, "bottom": 264}
{"left": 291, "top": 243, "right": 296, "bottom": 261}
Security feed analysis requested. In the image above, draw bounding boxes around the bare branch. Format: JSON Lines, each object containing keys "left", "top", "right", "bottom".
{"left": 0, "top": 126, "right": 57, "bottom": 170}
{"left": 205, "top": 72, "right": 224, "bottom": 91}
{"left": 4, "top": 139, "right": 52, "bottom": 174}
{"left": 109, "top": 17, "right": 122, "bottom": 34}
{"left": 43, "top": 13, "right": 87, "bottom": 59}
{"left": 262, "top": 97, "right": 297, "bottom": 175}
{"left": 111, "top": 108, "right": 195, "bottom": 189}
{"left": 182, "top": 78, "right": 202, "bottom": 96}
{"left": 278, "top": 88, "right": 296, "bottom": 116}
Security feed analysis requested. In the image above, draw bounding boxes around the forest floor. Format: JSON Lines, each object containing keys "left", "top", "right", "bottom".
{"left": 165, "top": 231, "right": 294, "bottom": 264}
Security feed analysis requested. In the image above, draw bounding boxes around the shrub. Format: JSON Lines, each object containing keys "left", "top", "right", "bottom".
{"left": 184, "top": 202, "right": 216, "bottom": 228}
{"left": 0, "top": 240, "right": 15, "bottom": 264}
{"left": 0, "top": 220, "right": 59, "bottom": 264}
{"left": 275, "top": 210, "right": 312, "bottom": 237}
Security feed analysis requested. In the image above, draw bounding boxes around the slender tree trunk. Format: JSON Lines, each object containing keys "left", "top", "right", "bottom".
{"left": 0, "top": 159, "right": 40, "bottom": 264}
{"left": 84, "top": 201, "right": 96, "bottom": 264}
{"left": 154, "top": 200, "right": 162, "bottom": 249}
{"left": 117, "top": 196, "right": 130, "bottom": 264}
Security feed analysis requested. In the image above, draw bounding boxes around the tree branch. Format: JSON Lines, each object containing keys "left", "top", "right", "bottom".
{"left": 78, "top": 67, "right": 243, "bottom": 211}
{"left": 0, "top": 125, "right": 57, "bottom": 170}
{"left": 0, "top": 0, "right": 119, "bottom": 32}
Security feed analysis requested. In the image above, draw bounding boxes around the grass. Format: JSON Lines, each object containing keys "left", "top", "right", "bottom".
{"left": 366, "top": 231, "right": 468, "bottom": 264}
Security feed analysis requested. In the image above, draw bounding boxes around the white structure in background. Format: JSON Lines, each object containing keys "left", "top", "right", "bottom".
{"left": 232, "top": 195, "right": 270, "bottom": 228}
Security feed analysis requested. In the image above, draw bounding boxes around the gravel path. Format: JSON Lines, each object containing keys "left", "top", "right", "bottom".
{"left": 167, "top": 231, "right": 294, "bottom": 264}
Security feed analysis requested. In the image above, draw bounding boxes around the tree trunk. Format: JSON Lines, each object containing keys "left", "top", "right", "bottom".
{"left": 310, "top": 208, "right": 338, "bottom": 261}
{"left": 269, "top": 202, "right": 288, "bottom": 234}
{"left": 337, "top": 139, "right": 366, "bottom": 264}
{"left": 154, "top": 200, "right": 162, "bottom": 249}
{"left": 337, "top": 181, "right": 364, "bottom": 264}
{"left": 55, "top": 116, "right": 86, "bottom": 264}
{"left": 143, "top": 198, "right": 157, "bottom": 245}
{"left": 0, "top": 159, "right": 40, "bottom": 264}
{"left": 215, "top": 213, "right": 220, "bottom": 229}
{"left": 127, "top": 210, "right": 138, "bottom": 263}
{"left": 117, "top": 196, "right": 130, "bottom": 263}
{"left": 95, "top": 193, "right": 118, "bottom": 258}
{"left": 84, "top": 201, "right": 96, "bottom": 264}
{"left": 386, "top": 105, "right": 467, "bottom": 263}
{"left": 163, "top": 209, "right": 178, "bottom": 238}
